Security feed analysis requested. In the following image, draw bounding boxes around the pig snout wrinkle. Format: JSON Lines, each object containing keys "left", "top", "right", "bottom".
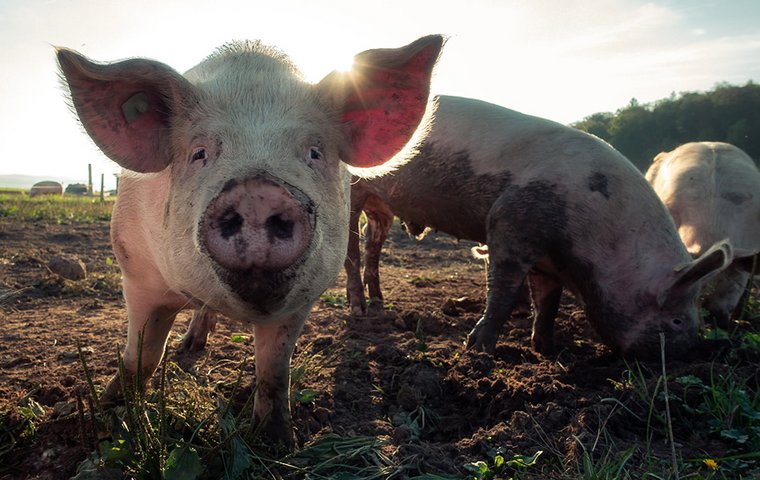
{"left": 202, "top": 177, "right": 314, "bottom": 272}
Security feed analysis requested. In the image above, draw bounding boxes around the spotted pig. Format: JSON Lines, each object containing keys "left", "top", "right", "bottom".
{"left": 345, "top": 95, "right": 733, "bottom": 358}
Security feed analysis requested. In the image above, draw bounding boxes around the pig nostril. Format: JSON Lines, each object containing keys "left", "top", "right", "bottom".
{"left": 266, "top": 214, "right": 295, "bottom": 240}
{"left": 218, "top": 207, "right": 244, "bottom": 239}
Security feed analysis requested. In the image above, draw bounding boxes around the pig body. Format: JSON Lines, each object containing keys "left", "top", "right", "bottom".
{"left": 58, "top": 36, "right": 442, "bottom": 446}
{"left": 346, "top": 95, "right": 732, "bottom": 357}
{"left": 646, "top": 141, "right": 760, "bottom": 327}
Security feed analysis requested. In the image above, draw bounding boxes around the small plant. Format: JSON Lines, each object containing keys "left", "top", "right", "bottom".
{"left": 463, "top": 447, "right": 542, "bottom": 480}
{"left": 320, "top": 291, "right": 347, "bottom": 308}
{"left": 673, "top": 370, "right": 760, "bottom": 452}
{"left": 415, "top": 317, "right": 427, "bottom": 352}
{"left": 393, "top": 406, "right": 438, "bottom": 441}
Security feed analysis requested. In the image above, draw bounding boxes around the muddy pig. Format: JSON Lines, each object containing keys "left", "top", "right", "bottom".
{"left": 57, "top": 35, "right": 443, "bottom": 446}
{"left": 646, "top": 141, "right": 760, "bottom": 328}
{"left": 345, "top": 95, "right": 733, "bottom": 358}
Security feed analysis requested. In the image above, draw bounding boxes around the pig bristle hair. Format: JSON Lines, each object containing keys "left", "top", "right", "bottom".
{"left": 207, "top": 40, "right": 305, "bottom": 80}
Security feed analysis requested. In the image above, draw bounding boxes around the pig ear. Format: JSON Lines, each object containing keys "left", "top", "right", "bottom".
{"left": 57, "top": 48, "right": 198, "bottom": 173}
{"left": 657, "top": 240, "right": 733, "bottom": 307}
{"left": 317, "top": 35, "right": 444, "bottom": 169}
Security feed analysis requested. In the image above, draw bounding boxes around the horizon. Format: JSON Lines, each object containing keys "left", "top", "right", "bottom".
{"left": 1, "top": 0, "right": 758, "bottom": 190}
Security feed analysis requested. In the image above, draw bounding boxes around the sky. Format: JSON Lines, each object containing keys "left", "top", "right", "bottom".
{"left": 1, "top": 0, "right": 759, "bottom": 190}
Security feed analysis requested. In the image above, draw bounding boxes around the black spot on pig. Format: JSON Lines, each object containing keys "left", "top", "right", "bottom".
{"left": 588, "top": 172, "right": 610, "bottom": 199}
{"left": 354, "top": 142, "right": 514, "bottom": 243}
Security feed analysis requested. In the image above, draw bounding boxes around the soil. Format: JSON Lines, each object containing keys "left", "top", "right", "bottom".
{"left": 1, "top": 216, "right": 758, "bottom": 479}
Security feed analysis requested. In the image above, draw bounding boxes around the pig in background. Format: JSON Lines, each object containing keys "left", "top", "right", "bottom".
{"left": 345, "top": 95, "right": 734, "bottom": 359}
{"left": 646, "top": 141, "right": 760, "bottom": 328}
{"left": 57, "top": 35, "right": 443, "bottom": 447}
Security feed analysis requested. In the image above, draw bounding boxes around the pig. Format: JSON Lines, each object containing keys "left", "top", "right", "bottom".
{"left": 646, "top": 141, "right": 760, "bottom": 328}
{"left": 57, "top": 35, "right": 443, "bottom": 447}
{"left": 344, "top": 95, "right": 733, "bottom": 358}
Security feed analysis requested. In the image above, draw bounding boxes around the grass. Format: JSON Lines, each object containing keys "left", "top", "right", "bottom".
{"left": 0, "top": 193, "right": 113, "bottom": 223}
{"left": 69, "top": 340, "right": 409, "bottom": 480}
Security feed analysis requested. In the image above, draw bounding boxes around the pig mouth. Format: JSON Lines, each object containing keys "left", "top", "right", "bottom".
{"left": 219, "top": 266, "right": 300, "bottom": 315}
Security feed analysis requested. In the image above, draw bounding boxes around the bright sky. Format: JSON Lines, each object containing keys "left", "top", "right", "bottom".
{"left": 1, "top": 0, "right": 759, "bottom": 189}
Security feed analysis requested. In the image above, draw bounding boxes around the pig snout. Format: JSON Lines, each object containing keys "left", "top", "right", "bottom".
{"left": 202, "top": 177, "right": 314, "bottom": 272}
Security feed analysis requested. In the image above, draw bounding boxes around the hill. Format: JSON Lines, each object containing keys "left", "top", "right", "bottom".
{"left": 0, "top": 174, "right": 85, "bottom": 190}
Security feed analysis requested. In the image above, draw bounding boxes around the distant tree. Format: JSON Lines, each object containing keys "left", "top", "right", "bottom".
{"left": 571, "top": 81, "right": 760, "bottom": 171}
{"left": 608, "top": 103, "right": 654, "bottom": 170}
{"left": 572, "top": 112, "right": 613, "bottom": 140}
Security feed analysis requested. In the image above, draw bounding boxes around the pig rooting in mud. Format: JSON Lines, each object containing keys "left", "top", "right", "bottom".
{"left": 647, "top": 141, "right": 760, "bottom": 328}
{"left": 344, "top": 96, "right": 734, "bottom": 360}
{"left": 57, "top": 35, "right": 443, "bottom": 447}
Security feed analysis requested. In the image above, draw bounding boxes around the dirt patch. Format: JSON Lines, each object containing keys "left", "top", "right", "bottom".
{"left": 0, "top": 216, "right": 758, "bottom": 479}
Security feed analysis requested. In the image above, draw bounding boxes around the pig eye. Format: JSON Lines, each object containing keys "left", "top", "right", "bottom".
{"left": 190, "top": 147, "right": 208, "bottom": 164}
{"left": 308, "top": 146, "right": 323, "bottom": 162}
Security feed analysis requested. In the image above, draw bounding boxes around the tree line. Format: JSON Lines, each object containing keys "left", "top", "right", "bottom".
{"left": 571, "top": 81, "right": 760, "bottom": 171}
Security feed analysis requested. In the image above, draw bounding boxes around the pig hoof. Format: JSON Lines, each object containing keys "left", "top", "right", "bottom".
{"left": 178, "top": 332, "right": 207, "bottom": 353}
{"left": 258, "top": 421, "right": 295, "bottom": 451}
{"left": 367, "top": 297, "right": 384, "bottom": 312}
{"left": 465, "top": 323, "right": 498, "bottom": 354}
{"left": 99, "top": 375, "right": 125, "bottom": 407}
{"left": 465, "top": 313, "right": 505, "bottom": 354}
{"left": 531, "top": 336, "right": 554, "bottom": 355}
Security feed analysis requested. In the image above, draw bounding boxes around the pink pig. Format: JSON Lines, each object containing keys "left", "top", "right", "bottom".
{"left": 57, "top": 35, "right": 443, "bottom": 446}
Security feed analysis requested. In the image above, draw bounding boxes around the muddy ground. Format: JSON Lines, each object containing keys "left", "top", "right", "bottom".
{"left": 1, "top": 216, "right": 758, "bottom": 479}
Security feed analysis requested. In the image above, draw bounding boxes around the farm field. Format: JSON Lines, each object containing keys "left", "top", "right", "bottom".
{"left": 1, "top": 199, "right": 760, "bottom": 479}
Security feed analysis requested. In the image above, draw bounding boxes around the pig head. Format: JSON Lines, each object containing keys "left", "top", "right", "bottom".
{"left": 647, "top": 141, "right": 760, "bottom": 327}
{"left": 57, "top": 35, "right": 442, "bottom": 447}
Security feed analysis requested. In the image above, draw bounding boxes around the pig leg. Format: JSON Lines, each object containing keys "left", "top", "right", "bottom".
{"left": 345, "top": 189, "right": 368, "bottom": 316}
{"left": 466, "top": 188, "right": 553, "bottom": 353}
{"left": 528, "top": 272, "right": 562, "bottom": 354}
{"left": 252, "top": 305, "right": 308, "bottom": 448}
{"left": 179, "top": 308, "right": 219, "bottom": 353}
{"left": 363, "top": 195, "right": 394, "bottom": 309}
{"left": 101, "top": 278, "right": 185, "bottom": 403}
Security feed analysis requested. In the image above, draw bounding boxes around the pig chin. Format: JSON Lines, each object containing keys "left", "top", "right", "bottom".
{"left": 217, "top": 264, "right": 302, "bottom": 315}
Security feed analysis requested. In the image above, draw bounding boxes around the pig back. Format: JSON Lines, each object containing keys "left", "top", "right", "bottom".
{"left": 648, "top": 142, "right": 760, "bottom": 256}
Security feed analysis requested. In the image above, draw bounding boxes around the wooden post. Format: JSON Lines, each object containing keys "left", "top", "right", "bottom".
{"left": 100, "top": 174, "right": 105, "bottom": 202}
{"left": 88, "top": 164, "right": 93, "bottom": 196}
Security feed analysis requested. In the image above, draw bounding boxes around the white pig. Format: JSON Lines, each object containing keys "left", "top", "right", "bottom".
{"left": 344, "top": 96, "right": 734, "bottom": 358}
{"left": 646, "top": 141, "right": 760, "bottom": 327}
{"left": 57, "top": 35, "right": 443, "bottom": 447}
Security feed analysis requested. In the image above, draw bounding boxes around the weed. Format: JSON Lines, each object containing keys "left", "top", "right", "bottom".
{"left": 573, "top": 441, "right": 635, "bottom": 480}
{"left": 393, "top": 406, "right": 439, "bottom": 441}
{"left": 462, "top": 447, "right": 542, "bottom": 480}
{"left": 320, "top": 291, "right": 347, "bottom": 308}
{"left": 408, "top": 275, "right": 439, "bottom": 287}
{"left": 415, "top": 317, "right": 428, "bottom": 352}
